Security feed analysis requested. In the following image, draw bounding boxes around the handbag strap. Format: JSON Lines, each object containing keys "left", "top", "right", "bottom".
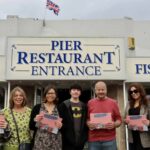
{"left": 10, "top": 109, "right": 20, "bottom": 144}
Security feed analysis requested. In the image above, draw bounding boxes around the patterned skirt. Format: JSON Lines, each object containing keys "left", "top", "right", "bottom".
{"left": 33, "top": 129, "right": 62, "bottom": 150}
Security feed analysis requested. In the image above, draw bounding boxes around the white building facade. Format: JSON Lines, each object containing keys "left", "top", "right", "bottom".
{"left": 0, "top": 16, "right": 150, "bottom": 150}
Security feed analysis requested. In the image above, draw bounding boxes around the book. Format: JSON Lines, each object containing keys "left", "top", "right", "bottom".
{"left": 90, "top": 113, "right": 112, "bottom": 129}
{"left": 126, "top": 115, "right": 148, "bottom": 131}
{"left": 36, "top": 112, "right": 62, "bottom": 134}
{"left": 0, "top": 112, "right": 4, "bottom": 134}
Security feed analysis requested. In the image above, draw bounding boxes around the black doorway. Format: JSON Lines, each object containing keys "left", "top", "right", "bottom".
{"left": 57, "top": 88, "right": 92, "bottom": 104}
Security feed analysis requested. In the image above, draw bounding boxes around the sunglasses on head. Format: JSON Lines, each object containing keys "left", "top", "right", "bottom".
{"left": 129, "top": 89, "right": 139, "bottom": 95}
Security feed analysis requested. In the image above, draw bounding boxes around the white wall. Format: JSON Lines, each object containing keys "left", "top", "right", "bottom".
{"left": 133, "top": 21, "right": 150, "bottom": 56}
{"left": 0, "top": 16, "right": 150, "bottom": 81}
{"left": 0, "top": 56, "right": 6, "bottom": 81}
{"left": 0, "top": 37, "right": 6, "bottom": 55}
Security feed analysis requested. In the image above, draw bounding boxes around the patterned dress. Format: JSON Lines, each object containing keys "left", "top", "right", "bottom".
{"left": 2, "top": 107, "right": 31, "bottom": 150}
{"left": 33, "top": 104, "right": 62, "bottom": 150}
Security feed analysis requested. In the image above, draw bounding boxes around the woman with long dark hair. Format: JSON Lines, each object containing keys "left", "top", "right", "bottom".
{"left": 125, "top": 83, "right": 150, "bottom": 150}
{"left": 29, "top": 85, "right": 62, "bottom": 150}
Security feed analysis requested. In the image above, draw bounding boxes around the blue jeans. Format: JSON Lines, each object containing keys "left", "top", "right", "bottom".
{"left": 88, "top": 139, "right": 117, "bottom": 150}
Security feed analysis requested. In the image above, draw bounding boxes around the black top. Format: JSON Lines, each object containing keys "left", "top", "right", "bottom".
{"left": 129, "top": 106, "right": 143, "bottom": 150}
{"left": 58, "top": 99, "right": 88, "bottom": 150}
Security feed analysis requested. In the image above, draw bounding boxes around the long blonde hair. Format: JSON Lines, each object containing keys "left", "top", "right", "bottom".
{"left": 9, "top": 86, "right": 27, "bottom": 109}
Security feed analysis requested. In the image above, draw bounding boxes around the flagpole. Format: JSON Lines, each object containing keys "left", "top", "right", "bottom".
{"left": 43, "top": 0, "right": 47, "bottom": 27}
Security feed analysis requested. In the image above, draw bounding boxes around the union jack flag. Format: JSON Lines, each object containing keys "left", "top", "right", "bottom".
{"left": 46, "top": 0, "right": 60, "bottom": 15}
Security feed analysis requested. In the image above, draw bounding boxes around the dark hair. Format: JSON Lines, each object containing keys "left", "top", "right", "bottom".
{"left": 128, "top": 83, "right": 148, "bottom": 108}
{"left": 69, "top": 84, "right": 82, "bottom": 92}
{"left": 43, "top": 85, "right": 58, "bottom": 104}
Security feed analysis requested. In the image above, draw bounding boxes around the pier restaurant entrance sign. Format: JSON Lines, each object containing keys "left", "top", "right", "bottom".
{"left": 6, "top": 38, "right": 125, "bottom": 80}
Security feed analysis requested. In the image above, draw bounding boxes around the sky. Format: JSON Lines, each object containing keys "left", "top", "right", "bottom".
{"left": 0, "top": 0, "right": 150, "bottom": 20}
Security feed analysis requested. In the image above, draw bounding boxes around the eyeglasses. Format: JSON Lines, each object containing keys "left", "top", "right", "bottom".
{"left": 47, "top": 92, "right": 56, "bottom": 95}
{"left": 129, "top": 90, "right": 139, "bottom": 95}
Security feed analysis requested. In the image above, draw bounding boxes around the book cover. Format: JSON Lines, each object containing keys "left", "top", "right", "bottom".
{"left": 126, "top": 115, "right": 148, "bottom": 131}
{"left": 0, "top": 114, "right": 5, "bottom": 134}
{"left": 90, "top": 113, "right": 112, "bottom": 129}
{"left": 36, "top": 112, "right": 62, "bottom": 134}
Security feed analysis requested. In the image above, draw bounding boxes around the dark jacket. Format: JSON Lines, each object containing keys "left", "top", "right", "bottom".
{"left": 58, "top": 100, "right": 88, "bottom": 150}
{"left": 29, "top": 104, "right": 41, "bottom": 148}
{"left": 29, "top": 104, "right": 41, "bottom": 132}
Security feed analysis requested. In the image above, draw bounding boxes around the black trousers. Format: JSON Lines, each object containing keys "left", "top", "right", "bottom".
{"left": 63, "top": 144, "right": 84, "bottom": 150}
{"left": 129, "top": 143, "right": 150, "bottom": 150}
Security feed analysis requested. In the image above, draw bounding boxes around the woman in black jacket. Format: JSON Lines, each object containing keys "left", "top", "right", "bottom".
{"left": 29, "top": 85, "right": 62, "bottom": 150}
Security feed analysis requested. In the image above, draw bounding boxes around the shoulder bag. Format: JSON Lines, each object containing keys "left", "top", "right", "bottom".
{"left": 10, "top": 109, "right": 31, "bottom": 150}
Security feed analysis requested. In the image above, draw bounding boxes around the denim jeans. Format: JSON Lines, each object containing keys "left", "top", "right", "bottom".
{"left": 88, "top": 139, "right": 117, "bottom": 150}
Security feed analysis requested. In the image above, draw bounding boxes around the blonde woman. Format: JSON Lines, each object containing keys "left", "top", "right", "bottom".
{"left": 2, "top": 87, "right": 31, "bottom": 150}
